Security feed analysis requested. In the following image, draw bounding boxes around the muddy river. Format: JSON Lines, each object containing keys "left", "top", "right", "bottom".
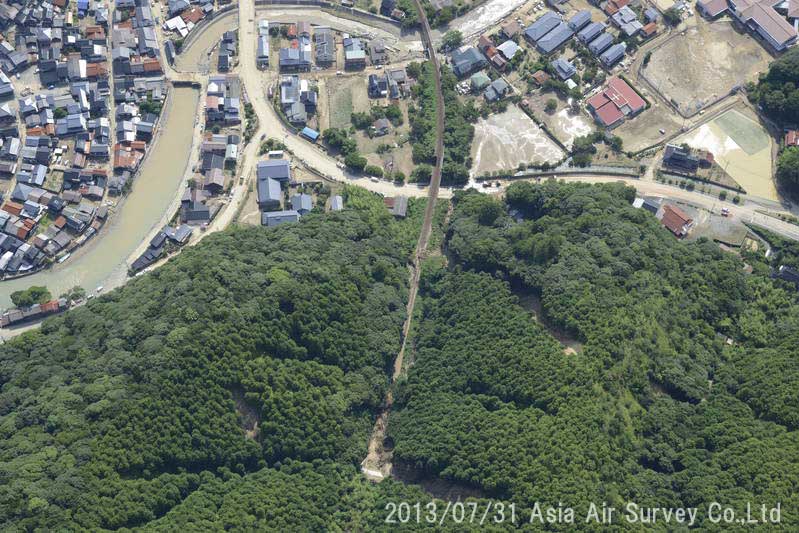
{"left": 0, "top": 87, "right": 199, "bottom": 309}
{"left": 175, "top": 12, "right": 238, "bottom": 73}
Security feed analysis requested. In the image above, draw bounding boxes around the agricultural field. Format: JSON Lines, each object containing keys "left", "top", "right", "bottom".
{"left": 643, "top": 20, "right": 771, "bottom": 116}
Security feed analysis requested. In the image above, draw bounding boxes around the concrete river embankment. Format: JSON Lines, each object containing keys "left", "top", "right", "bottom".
{"left": 0, "top": 87, "right": 199, "bottom": 309}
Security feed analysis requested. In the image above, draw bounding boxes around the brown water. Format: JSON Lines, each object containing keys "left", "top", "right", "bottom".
{"left": 175, "top": 12, "right": 238, "bottom": 73}
{"left": 0, "top": 87, "right": 199, "bottom": 308}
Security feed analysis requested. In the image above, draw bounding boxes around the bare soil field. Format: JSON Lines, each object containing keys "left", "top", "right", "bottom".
{"left": 613, "top": 100, "right": 684, "bottom": 153}
{"left": 643, "top": 20, "right": 772, "bottom": 116}
{"left": 471, "top": 104, "right": 565, "bottom": 176}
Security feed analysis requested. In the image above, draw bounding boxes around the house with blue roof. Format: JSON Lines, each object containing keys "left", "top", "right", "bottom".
{"left": 588, "top": 32, "right": 614, "bottom": 55}
{"left": 524, "top": 12, "right": 562, "bottom": 43}
{"left": 300, "top": 127, "right": 319, "bottom": 142}
{"left": 551, "top": 58, "right": 576, "bottom": 80}
{"left": 535, "top": 22, "right": 574, "bottom": 54}
{"left": 568, "top": 10, "right": 592, "bottom": 31}
{"left": 600, "top": 43, "right": 626, "bottom": 67}
{"left": 577, "top": 21, "right": 605, "bottom": 43}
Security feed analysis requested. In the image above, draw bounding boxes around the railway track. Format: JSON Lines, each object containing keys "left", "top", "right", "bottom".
{"left": 361, "top": 0, "right": 446, "bottom": 481}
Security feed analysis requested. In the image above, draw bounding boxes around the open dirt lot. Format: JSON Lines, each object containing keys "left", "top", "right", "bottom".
{"left": 613, "top": 98, "right": 684, "bottom": 152}
{"left": 643, "top": 20, "right": 772, "bottom": 116}
{"left": 471, "top": 104, "right": 564, "bottom": 176}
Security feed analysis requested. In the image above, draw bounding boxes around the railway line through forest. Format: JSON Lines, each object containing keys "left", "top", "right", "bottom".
{"left": 361, "top": 0, "right": 445, "bottom": 481}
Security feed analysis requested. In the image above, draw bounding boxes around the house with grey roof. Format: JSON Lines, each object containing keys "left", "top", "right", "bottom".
{"left": 370, "top": 39, "right": 388, "bottom": 64}
{"left": 262, "top": 210, "right": 299, "bottom": 226}
{"left": 257, "top": 36, "right": 270, "bottom": 69}
{"left": 291, "top": 193, "right": 313, "bottom": 215}
{"left": 314, "top": 27, "right": 335, "bottom": 66}
{"left": 279, "top": 47, "right": 311, "bottom": 72}
{"left": 257, "top": 159, "right": 291, "bottom": 182}
{"left": 484, "top": 78, "right": 510, "bottom": 102}
{"left": 330, "top": 195, "right": 344, "bottom": 211}
{"left": 257, "top": 176, "right": 282, "bottom": 210}
{"left": 451, "top": 46, "right": 487, "bottom": 78}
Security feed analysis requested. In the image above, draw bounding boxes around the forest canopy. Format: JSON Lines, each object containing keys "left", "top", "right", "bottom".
{"left": 3, "top": 182, "right": 799, "bottom": 529}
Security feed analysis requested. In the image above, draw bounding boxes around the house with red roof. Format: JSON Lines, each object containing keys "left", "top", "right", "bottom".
{"left": 656, "top": 204, "right": 694, "bottom": 237}
{"left": 604, "top": 0, "right": 630, "bottom": 15}
{"left": 586, "top": 77, "right": 646, "bottom": 128}
{"left": 785, "top": 129, "right": 799, "bottom": 147}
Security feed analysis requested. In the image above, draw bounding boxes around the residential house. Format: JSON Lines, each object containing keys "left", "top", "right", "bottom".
{"left": 451, "top": 46, "right": 487, "bottom": 78}
{"left": 314, "top": 27, "right": 335, "bottom": 66}
{"left": 578, "top": 21, "right": 606, "bottom": 43}
{"left": 586, "top": 76, "right": 646, "bottom": 127}
{"left": 599, "top": 42, "right": 627, "bottom": 67}
{"left": 588, "top": 32, "right": 614, "bottom": 55}
{"left": 257, "top": 176, "right": 282, "bottom": 210}
{"left": 656, "top": 204, "right": 693, "bottom": 237}
{"left": 343, "top": 37, "right": 367, "bottom": 69}
{"left": 663, "top": 144, "right": 700, "bottom": 172}
{"left": 262, "top": 209, "right": 299, "bottom": 226}
{"left": 484, "top": 78, "right": 510, "bottom": 102}
{"left": 291, "top": 193, "right": 313, "bottom": 215}
{"left": 257, "top": 159, "right": 291, "bottom": 182}
{"left": 611, "top": 6, "right": 643, "bottom": 36}
{"left": 568, "top": 10, "right": 592, "bottom": 31}
{"left": 551, "top": 58, "right": 576, "bottom": 79}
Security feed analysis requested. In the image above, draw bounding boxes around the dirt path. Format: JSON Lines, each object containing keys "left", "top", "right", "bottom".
{"left": 361, "top": 0, "right": 446, "bottom": 482}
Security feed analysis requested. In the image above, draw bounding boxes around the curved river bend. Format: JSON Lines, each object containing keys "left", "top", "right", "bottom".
{"left": 0, "top": 87, "right": 199, "bottom": 308}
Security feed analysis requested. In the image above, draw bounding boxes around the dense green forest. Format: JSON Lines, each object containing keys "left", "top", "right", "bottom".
{"left": 748, "top": 46, "right": 799, "bottom": 127}
{"left": 390, "top": 182, "right": 799, "bottom": 529}
{"left": 3, "top": 181, "right": 799, "bottom": 529}
{"left": 0, "top": 187, "right": 431, "bottom": 530}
